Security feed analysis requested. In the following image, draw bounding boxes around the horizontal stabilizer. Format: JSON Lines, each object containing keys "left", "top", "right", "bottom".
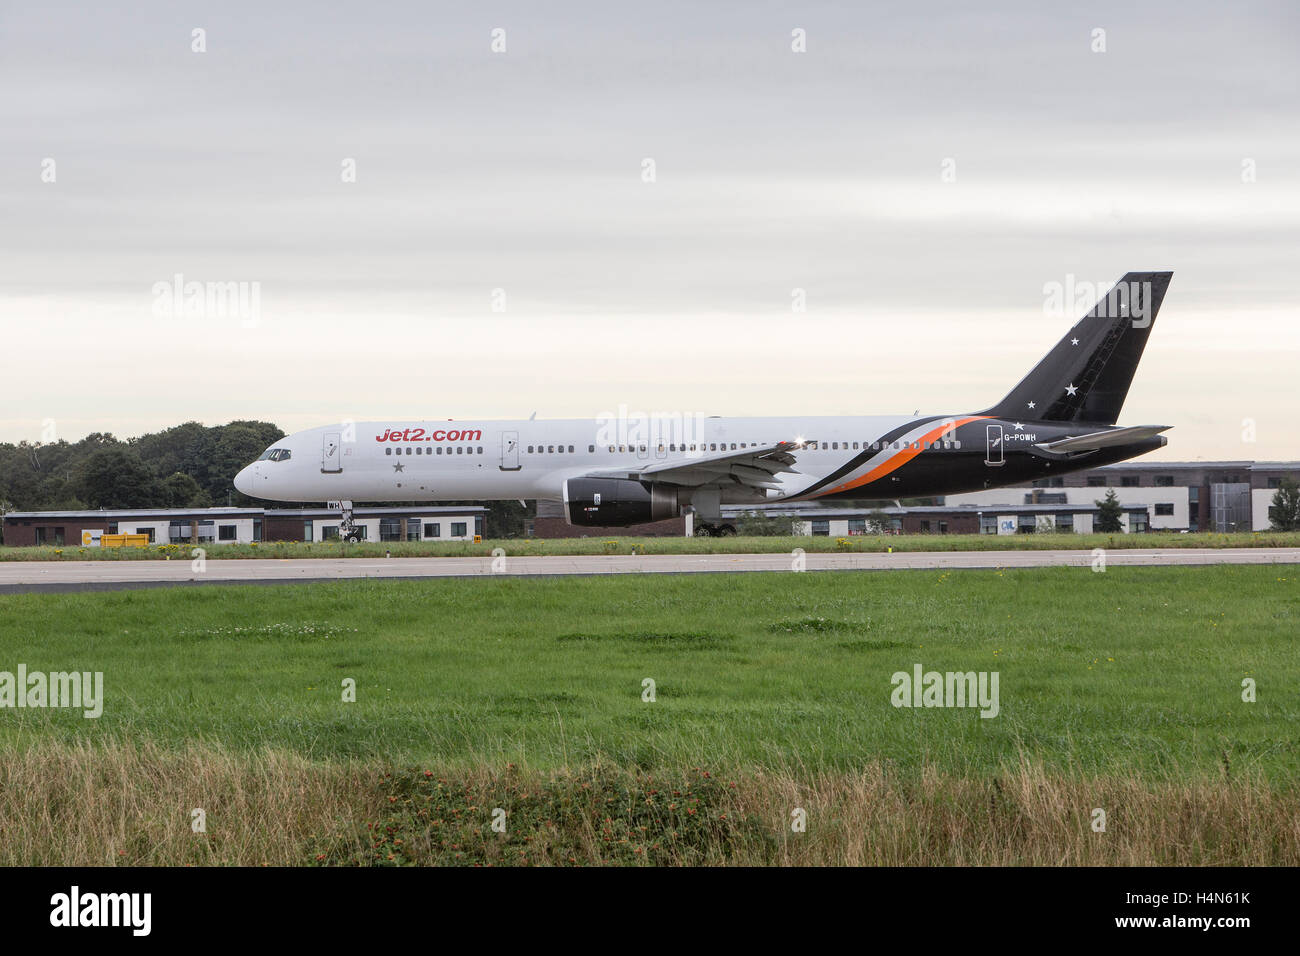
{"left": 1035, "top": 425, "right": 1171, "bottom": 454}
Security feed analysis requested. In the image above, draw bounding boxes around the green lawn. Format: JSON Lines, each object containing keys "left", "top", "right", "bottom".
{"left": 2, "top": 530, "right": 1298, "bottom": 560}
{"left": 0, "top": 565, "right": 1295, "bottom": 782}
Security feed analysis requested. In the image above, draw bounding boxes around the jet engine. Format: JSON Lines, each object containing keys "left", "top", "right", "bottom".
{"left": 563, "top": 477, "right": 679, "bottom": 527}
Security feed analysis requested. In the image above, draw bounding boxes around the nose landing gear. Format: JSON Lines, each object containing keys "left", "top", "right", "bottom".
{"left": 331, "top": 499, "right": 363, "bottom": 543}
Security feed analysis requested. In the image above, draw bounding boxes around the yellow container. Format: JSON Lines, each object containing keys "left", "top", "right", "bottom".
{"left": 101, "top": 533, "right": 150, "bottom": 549}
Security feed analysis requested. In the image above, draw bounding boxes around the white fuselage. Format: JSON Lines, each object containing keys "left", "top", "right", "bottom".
{"left": 234, "top": 415, "right": 926, "bottom": 505}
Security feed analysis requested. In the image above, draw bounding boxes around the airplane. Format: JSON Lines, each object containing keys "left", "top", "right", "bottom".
{"left": 234, "top": 271, "right": 1173, "bottom": 537}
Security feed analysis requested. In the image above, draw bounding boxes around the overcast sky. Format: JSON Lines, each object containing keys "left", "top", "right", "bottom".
{"left": 2, "top": 1, "right": 1297, "bottom": 460}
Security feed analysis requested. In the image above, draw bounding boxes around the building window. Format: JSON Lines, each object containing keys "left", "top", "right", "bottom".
{"left": 424, "top": 522, "right": 441, "bottom": 538}
{"left": 1268, "top": 477, "right": 1283, "bottom": 489}
{"left": 108, "top": 523, "right": 118, "bottom": 534}
{"left": 847, "top": 518, "right": 866, "bottom": 535}
{"left": 136, "top": 528, "right": 156, "bottom": 543}
{"left": 1155, "top": 503, "right": 1174, "bottom": 516}
{"left": 219, "top": 525, "right": 237, "bottom": 541}
{"left": 407, "top": 518, "right": 421, "bottom": 541}
{"left": 937, "top": 521, "right": 948, "bottom": 534}
{"left": 1055, "top": 514, "right": 1074, "bottom": 532}
{"left": 1121, "top": 476, "right": 1139, "bottom": 487}
{"left": 35, "top": 527, "right": 46, "bottom": 545}
{"left": 810, "top": 520, "right": 830, "bottom": 536}
{"left": 252, "top": 519, "right": 262, "bottom": 542}
{"left": 474, "top": 516, "right": 483, "bottom": 537}
{"left": 322, "top": 526, "right": 340, "bottom": 540}
{"left": 51, "top": 527, "right": 65, "bottom": 546}
{"left": 919, "top": 520, "right": 931, "bottom": 533}
{"left": 1087, "top": 476, "right": 1106, "bottom": 487}
{"left": 1017, "top": 515, "right": 1037, "bottom": 534}
{"left": 979, "top": 515, "right": 997, "bottom": 535}
{"left": 379, "top": 517, "right": 403, "bottom": 541}
{"left": 451, "top": 522, "right": 467, "bottom": 538}
{"left": 303, "top": 521, "right": 313, "bottom": 542}
{"left": 1155, "top": 475, "right": 1175, "bottom": 487}
{"left": 1129, "top": 512, "right": 1149, "bottom": 533}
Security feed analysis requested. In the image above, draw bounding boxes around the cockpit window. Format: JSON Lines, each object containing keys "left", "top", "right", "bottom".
{"left": 258, "top": 448, "right": 292, "bottom": 462}
{"left": 257, "top": 448, "right": 274, "bottom": 460}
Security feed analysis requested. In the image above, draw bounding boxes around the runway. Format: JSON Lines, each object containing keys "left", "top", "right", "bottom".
{"left": 2, "top": 548, "right": 1299, "bottom": 592}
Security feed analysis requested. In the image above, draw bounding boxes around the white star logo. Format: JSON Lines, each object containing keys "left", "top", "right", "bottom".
{"left": 1013, "top": 422, "right": 1024, "bottom": 430}
{"left": 1027, "top": 401, "right": 1036, "bottom": 410}
{"left": 1065, "top": 383, "right": 1079, "bottom": 396}
{"left": 1070, "top": 338, "right": 1079, "bottom": 345}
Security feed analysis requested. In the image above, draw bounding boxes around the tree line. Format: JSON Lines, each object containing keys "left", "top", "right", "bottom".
{"left": 0, "top": 421, "right": 284, "bottom": 513}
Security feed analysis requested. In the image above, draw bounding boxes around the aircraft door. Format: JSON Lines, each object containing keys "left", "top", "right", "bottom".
{"left": 322, "top": 432, "right": 342, "bottom": 473}
{"left": 500, "top": 431, "right": 521, "bottom": 471}
{"left": 984, "top": 424, "right": 1005, "bottom": 467}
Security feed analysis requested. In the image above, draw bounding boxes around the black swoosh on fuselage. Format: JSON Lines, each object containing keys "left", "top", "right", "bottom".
{"left": 793, "top": 416, "right": 941, "bottom": 499}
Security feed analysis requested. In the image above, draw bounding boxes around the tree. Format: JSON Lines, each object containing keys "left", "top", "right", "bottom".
{"left": 159, "top": 471, "right": 209, "bottom": 508}
{"left": 1095, "top": 488, "right": 1124, "bottom": 533}
{"left": 1269, "top": 477, "right": 1300, "bottom": 532}
{"left": 76, "top": 448, "right": 161, "bottom": 509}
{"left": 734, "top": 511, "right": 800, "bottom": 536}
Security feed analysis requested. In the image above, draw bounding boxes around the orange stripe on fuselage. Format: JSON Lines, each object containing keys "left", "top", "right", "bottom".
{"left": 816, "top": 415, "right": 990, "bottom": 497}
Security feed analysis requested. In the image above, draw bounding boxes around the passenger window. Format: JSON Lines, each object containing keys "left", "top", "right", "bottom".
{"left": 386, "top": 448, "right": 392, "bottom": 456}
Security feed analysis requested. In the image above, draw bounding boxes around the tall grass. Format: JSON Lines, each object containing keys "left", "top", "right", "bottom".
{"left": 0, "top": 741, "right": 1293, "bottom": 866}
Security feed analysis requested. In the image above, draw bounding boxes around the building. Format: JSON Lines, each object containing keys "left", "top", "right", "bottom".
{"left": 1, "top": 506, "right": 487, "bottom": 547}
{"left": 722, "top": 503, "right": 1109, "bottom": 536}
{"left": 945, "top": 460, "right": 1300, "bottom": 532}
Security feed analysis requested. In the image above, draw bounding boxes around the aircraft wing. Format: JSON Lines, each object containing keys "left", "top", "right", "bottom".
{"left": 589, "top": 440, "right": 806, "bottom": 491}
{"left": 1034, "top": 425, "right": 1171, "bottom": 454}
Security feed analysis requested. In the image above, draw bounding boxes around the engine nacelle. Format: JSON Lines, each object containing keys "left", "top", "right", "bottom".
{"left": 563, "top": 477, "right": 680, "bottom": 527}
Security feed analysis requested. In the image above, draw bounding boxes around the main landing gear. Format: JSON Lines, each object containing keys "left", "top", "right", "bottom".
{"left": 694, "top": 522, "right": 737, "bottom": 537}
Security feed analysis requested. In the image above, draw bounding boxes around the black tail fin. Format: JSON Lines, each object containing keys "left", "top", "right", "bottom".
{"left": 983, "top": 271, "right": 1173, "bottom": 425}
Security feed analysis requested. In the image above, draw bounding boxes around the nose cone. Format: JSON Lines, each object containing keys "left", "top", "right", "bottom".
{"left": 233, "top": 464, "right": 257, "bottom": 497}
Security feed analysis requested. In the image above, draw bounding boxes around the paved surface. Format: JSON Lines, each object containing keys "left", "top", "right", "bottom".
{"left": 2, "top": 548, "right": 1299, "bottom": 592}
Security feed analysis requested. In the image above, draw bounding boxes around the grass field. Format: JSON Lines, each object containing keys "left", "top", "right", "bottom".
{"left": 1, "top": 565, "right": 1296, "bottom": 864}
{"left": 2, "top": 530, "right": 1297, "bottom": 561}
